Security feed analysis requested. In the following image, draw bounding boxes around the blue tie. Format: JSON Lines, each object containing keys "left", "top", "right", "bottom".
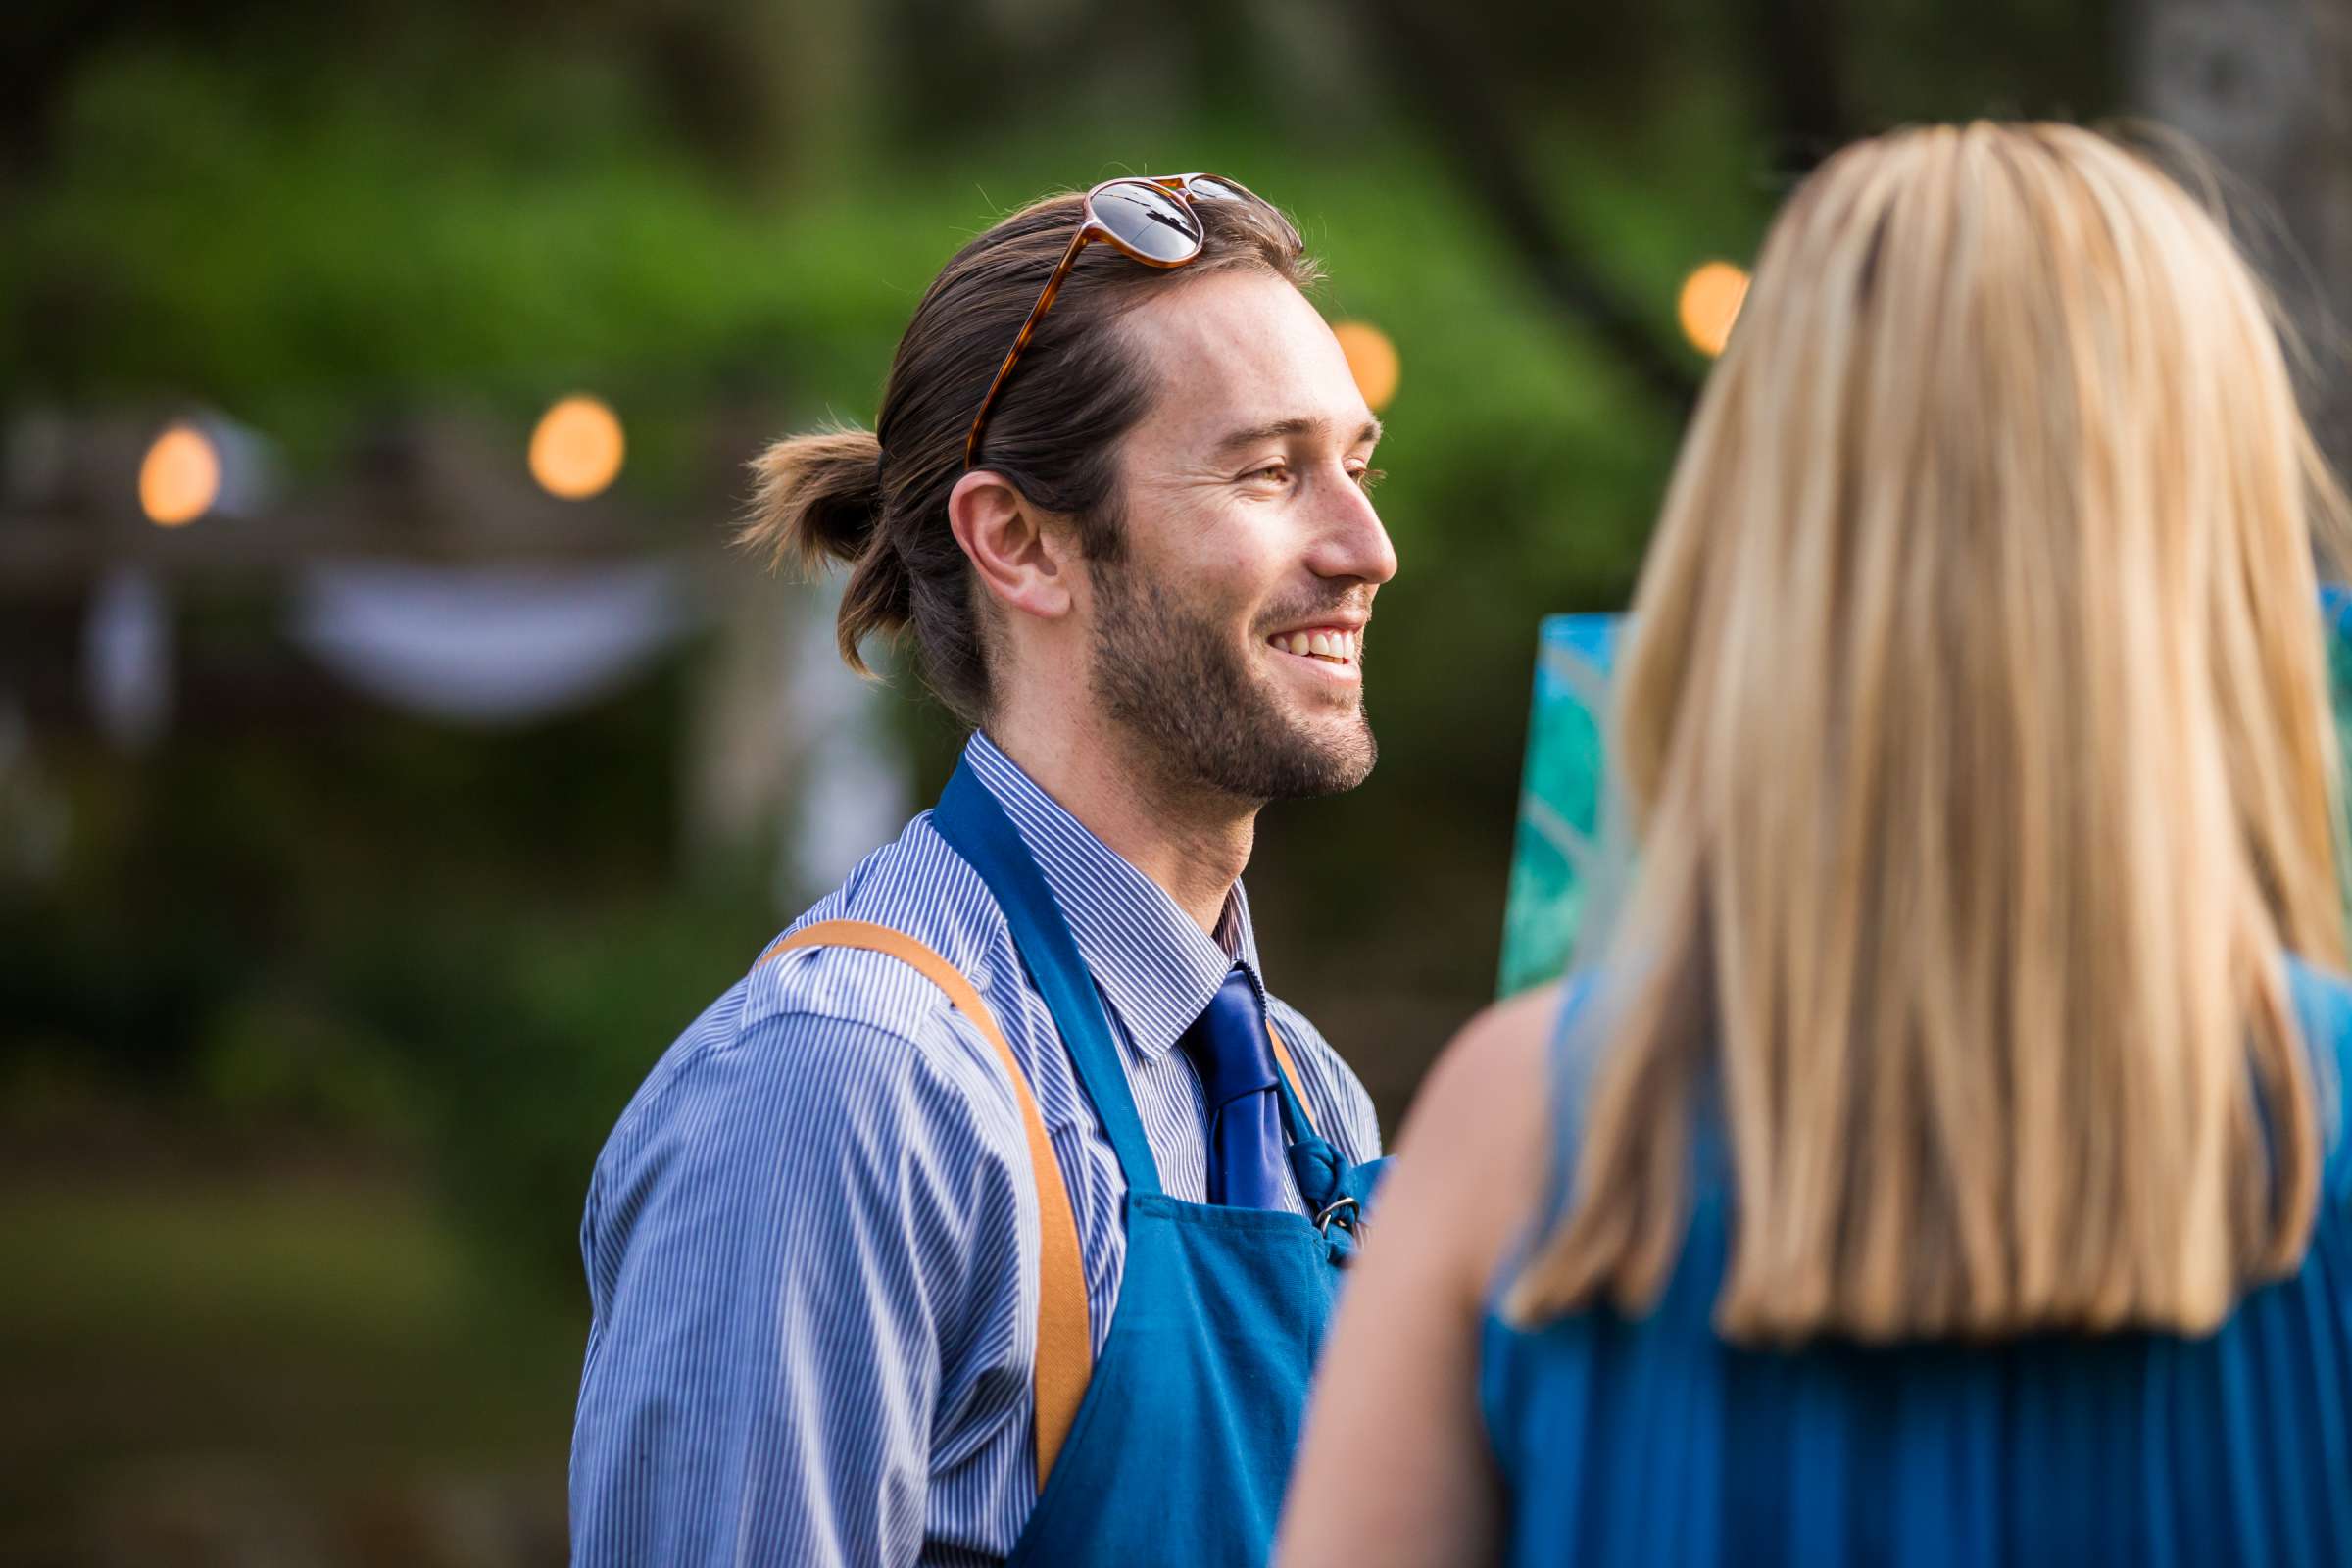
{"left": 1179, "top": 967, "right": 1288, "bottom": 1209}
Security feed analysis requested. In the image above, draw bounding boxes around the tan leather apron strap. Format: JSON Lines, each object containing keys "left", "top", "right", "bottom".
{"left": 1265, "top": 1021, "right": 1320, "bottom": 1139}
{"left": 760, "top": 919, "right": 1091, "bottom": 1491}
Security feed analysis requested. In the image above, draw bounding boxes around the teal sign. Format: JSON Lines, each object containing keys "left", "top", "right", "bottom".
{"left": 1499, "top": 592, "right": 2352, "bottom": 998}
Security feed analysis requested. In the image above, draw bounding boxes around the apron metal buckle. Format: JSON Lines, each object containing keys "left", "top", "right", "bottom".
{"left": 1312, "top": 1194, "right": 1361, "bottom": 1239}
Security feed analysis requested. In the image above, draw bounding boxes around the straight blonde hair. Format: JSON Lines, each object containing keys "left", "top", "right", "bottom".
{"left": 1509, "top": 122, "right": 2351, "bottom": 1344}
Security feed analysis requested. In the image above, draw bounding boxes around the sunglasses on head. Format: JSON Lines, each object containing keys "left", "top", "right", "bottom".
{"left": 964, "top": 173, "right": 1298, "bottom": 469}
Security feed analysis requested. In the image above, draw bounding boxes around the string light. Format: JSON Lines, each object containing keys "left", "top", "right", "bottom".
{"left": 1330, "top": 321, "right": 1400, "bottom": 413}
{"left": 529, "top": 396, "right": 625, "bottom": 500}
{"left": 1678, "top": 262, "right": 1749, "bottom": 358}
{"left": 138, "top": 425, "right": 221, "bottom": 527}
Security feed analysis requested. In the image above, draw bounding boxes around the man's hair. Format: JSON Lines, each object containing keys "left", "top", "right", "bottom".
{"left": 741, "top": 187, "right": 1318, "bottom": 725}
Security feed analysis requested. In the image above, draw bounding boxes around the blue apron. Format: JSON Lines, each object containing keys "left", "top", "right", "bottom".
{"left": 928, "top": 760, "right": 1388, "bottom": 1566}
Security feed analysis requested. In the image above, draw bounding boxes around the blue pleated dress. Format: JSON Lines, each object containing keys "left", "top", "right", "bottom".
{"left": 1480, "top": 959, "right": 2352, "bottom": 1567}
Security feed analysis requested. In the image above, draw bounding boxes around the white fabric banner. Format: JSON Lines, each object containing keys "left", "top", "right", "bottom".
{"left": 290, "top": 559, "right": 700, "bottom": 725}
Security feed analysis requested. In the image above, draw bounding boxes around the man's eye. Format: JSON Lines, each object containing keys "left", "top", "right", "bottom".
{"left": 1247, "top": 464, "right": 1293, "bottom": 485}
{"left": 1350, "top": 466, "right": 1387, "bottom": 492}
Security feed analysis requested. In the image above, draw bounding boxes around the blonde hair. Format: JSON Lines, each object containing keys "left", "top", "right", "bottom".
{"left": 1509, "top": 122, "right": 2351, "bottom": 1345}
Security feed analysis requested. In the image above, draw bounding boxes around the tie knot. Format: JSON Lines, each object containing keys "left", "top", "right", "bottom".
{"left": 1181, "top": 967, "right": 1278, "bottom": 1111}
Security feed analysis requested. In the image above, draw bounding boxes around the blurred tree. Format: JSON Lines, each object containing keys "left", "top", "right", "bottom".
{"left": 0, "top": 11, "right": 2212, "bottom": 1556}
{"left": 0, "top": 0, "right": 2141, "bottom": 1293}
{"left": 1742, "top": 0, "right": 1856, "bottom": 172}
{"left": 2132, "top": 0, "right": 2352, "bottom": 481}
{"left": 1351, "top": 0, "right": 1705, "bottom": 416}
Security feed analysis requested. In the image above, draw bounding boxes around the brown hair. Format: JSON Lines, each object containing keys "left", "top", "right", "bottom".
{"left": 742, "top": 187, "right": 1318, "bottom": 724}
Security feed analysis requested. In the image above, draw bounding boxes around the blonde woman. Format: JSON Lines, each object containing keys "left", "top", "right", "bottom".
{"left": 1281, "top": 122, "right": 2352, "bottom": 1566}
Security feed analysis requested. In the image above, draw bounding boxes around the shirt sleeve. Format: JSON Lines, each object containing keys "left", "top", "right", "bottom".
{"left": 569, "top": 1011, "right": 1028, "bottom": 1568}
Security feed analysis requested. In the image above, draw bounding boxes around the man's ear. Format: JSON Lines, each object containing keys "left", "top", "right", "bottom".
{"left": 948, "top": 469, "right": 1081, "bottom": 623}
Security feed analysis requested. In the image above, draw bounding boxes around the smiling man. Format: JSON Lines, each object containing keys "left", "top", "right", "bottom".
{"left": 569, "top": 176, "right": 1396, "bottom": 1567}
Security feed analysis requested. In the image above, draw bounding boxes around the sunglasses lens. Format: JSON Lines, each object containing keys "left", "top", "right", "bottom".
{"left": 1183, "top": 174, "right": 1299, "bottom": 247}
{"left": 1092, "top": 180, "right": 1202, "bottom": 263}
{"left": 1182, "top": 175, "right": 1250, "bottom": 204}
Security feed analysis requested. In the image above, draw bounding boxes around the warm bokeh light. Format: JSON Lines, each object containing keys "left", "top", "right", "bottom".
{"left": 529, "top": 395, "right": 625, "bottom": 500}
{"left": 1331, "top": 320, "right": 1400, "bottom": 413}
{"left": 138, "top": 425, "right": 221, "bottom": 527}
{"left": 1678, "top": 262, "right": 1750, "bottom": 358}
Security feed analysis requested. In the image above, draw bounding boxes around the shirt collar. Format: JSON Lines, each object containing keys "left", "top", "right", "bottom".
{"left": 961, "top": 732, "right": 1261, "bottom": 1061}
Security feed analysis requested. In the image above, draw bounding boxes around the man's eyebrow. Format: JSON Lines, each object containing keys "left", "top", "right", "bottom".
{"left": 1208, "top": 416, "right": 1385, "bottom": 456}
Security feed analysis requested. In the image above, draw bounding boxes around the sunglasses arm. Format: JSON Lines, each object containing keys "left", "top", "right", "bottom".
{"left": 965, "top": 223, "right": 1097, "bottom": 468}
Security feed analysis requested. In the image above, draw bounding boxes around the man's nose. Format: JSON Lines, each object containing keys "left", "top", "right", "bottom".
{"left": 1308, "top": 469, "right": 1398, "bottom": 586}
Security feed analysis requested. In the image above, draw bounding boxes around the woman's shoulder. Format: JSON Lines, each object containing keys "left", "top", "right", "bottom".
{"left": 1388, "top": 982, "right": 1568, "bottom": 1299}
{"left": 1407, "top": 982, "right": 1564, "bottom": 1176}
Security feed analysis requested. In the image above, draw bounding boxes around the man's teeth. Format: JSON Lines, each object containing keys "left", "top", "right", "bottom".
{"left": 1269, "top": 629, "right": 1360, "bottom": 662}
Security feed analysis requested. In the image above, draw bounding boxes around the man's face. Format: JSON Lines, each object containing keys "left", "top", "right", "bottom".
{"left": 1083, "top": 270, "right": 1397, "bottom": 804}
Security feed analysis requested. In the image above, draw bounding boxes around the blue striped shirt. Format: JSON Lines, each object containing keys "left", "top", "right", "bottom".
{"left": 569, "top": 733, "right": 1384, "bottom": 1567}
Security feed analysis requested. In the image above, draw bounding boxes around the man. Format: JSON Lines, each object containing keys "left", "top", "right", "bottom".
{"left": 570, "top": 173, "right": 1396, "bottom": 1566}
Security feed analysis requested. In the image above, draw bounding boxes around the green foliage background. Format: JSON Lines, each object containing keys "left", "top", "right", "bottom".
{"left": 5, "top": 15, "right": 1763, "bottom": 1252}
{"left": 0, "top": 4, "right": 2123, "bottom": 1550}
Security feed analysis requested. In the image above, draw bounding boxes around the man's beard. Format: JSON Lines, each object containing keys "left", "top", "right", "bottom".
{"left": 1087, "top": 565, "right": 1377, "bottom": 803}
